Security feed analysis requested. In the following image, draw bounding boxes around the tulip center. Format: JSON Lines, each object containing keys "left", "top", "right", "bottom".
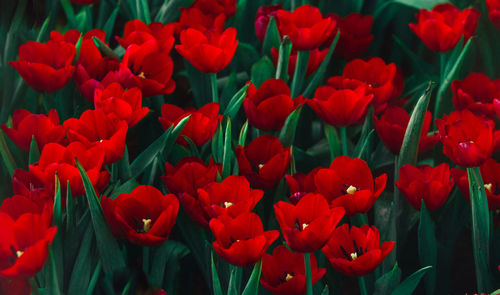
{"left": 280, "top": 272, "right": 295, "bottom": 283}
{"left": 350, "top": 252, "right": 358, "bottom": 260}
{"left": 285, "top": 273, "right": 294, "bottom": 281}
{"left": 16, "top": 250, "right": 23, "bottom": 258}
{"left": 223, "top": 202, "right": 233, "bottom": 208}
{"left": 138, "top": 72, "right": 146, "bottom": 79}
{"left": 484, "top": 183, "right": 493, "bottom": 193}
{"left": 339, "top": 240, "right": 367, "bottom": 261}
{"left": 142, "top": 218, "right": 152, "bottom": 233}
{"left": 294, "top": 218, "right": 309, "bottom": 231}
{"left": 346, "top": 185, "right": 357, "bottom": 195}
{"left": 458, "top": 140, "right": 474, "bottom": 149}
{"left": 258, "top": 163, "right": 265, "bottom": 170}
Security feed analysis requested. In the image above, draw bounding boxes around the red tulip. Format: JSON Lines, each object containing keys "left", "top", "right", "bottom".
{"left": 451, "top": 73, "right": 500, "bottom": 119}
{"left": 275, "top": 5, "right": 336, "bottom": 50}
{"left": 0, "top": 211, "right": 57, "bottom": 279}
{"left": 235, "top": 135, "right": 291, "bottom": 189}
{"left": 395, "top": 163, "right": 454, "bottom": 211}
{"left": 270, "top": 47, "right": 328, "bottom": 78}
{"left": 0, "top": 278, "right": 31, "bottom": 295}
{"left": 260, "top": 246, "right": 326, "bottom": 295}
{"left": 64, "top": 109, "right": 128, "bottom": 165}
{"left": 486, "top": 0, "right": 500, "bottom": 30}
{"left": 373, "top": 106, "right": 438, "bottom": 155}
{"left": 50, "top": 29, "right": 105, "bottom": 45}
{"left": 158, "top": 102, "right": 221, "bottom": 147}
{"left": 101, "top": 185, "right": 179, "bottom": 246}
{"left": 435, "top": 110, "right": 500, "bottom": 167}
{"left": 409, "top": 3, "right": 480, "bottom": 52}
{"left": 285, "top": 168, "right": 322, "bottom": 205}
{"left": 274, "top": 193, "right": 344, "bottom": 252}
{"left": 0, "top": 195, "right": 49, "bottom": 220}
{"left": 191, "top": 0, "right": 237, "bottom": 18}
{"left": 255, "top": 4, "right": 282, "bottom": 41}
{"left": 322, "top": 224, "right": 394, "bottom": 276}
{"left": 342, "top": 57, "right": 404, "bottom": 114}
{"left": 314, "top": 156, "right": 387, "bottom": 216}
{"left": 175, "top": 28, "right": 238, "bottom": 73}
{"left": 0, "top": 109, "right": 66, "bottom": 152}
{"left": 117, "top": 20, "right": 175, "bottom": 54}
{"left": 209, "top": 212, "right": 279, "bottom": 267}
{"left": 176, "top": 7, "right": 226, "bottom": 34}
{"left": 197, "top": 175, "right": 263, "bottom": 221}
{"left": 243, "top": 79, "right": 301, "bottom": 131}
{"left": 9, "top": 40, "right": 75, "bottom": 93}
{"left": 326, "top": 13, "right": 374, "bottom": 60}
{"left": 94, "top": 83, "right": 149, "bottom": 127}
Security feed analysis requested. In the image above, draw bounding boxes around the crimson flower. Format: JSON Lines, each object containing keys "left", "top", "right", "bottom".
{"left": 274, "top": 193, "right": 344, "bottom": 252}
{"left": 12, "top": 170, "right": 50, "bottom": 207}
{"left": 395, "top": 163, "right": 454, "bottom": 211}
{"left": 235, "top": 135, "right": 291, "bottom": 189}
{"left": 322, "top": 224, "right": 394, "bottom": 276}
{"left": 64, "top": 109, "right": 128, "bottom": 165}
{"left": 0, "top": 109, "right": 66, "bottom": 152}
{"left": 191, "top": 0, "right": 237, "bottom": 18}
{"left": 0, "top": 278, "right": 31, "bottom": 295}
{"left": 209, "top": 212, "right": 279, "bottom": 267}
{"left": 0, "top": 211, "right": 57, "bottom": 279}
{"left": 260, "top": 246, "right": 326, "bottom": 295}
{"left": 117, "top": 20, "right": 175, "bottom": 54}
{"left": 50, "top": 29, "right": 105, "bottom": 45}
{"left": 9, "top": 40, "right": 75, "bottom": 93}
{"left": 451, "top": 73, "right": 500, "bottom": 119}
{"left": 373, "top": 106, "right": 438, "bottom": 155}
{"left": 243, "top": 79, "right": 301, "bottom": 131}
{"left": 275, "top": 5, "right": 336, "bottom": 50}
{"left": 435, "top": 110, "right": 500, "bottom": 167}
{"left": 486, "top": 0, "right": 500, "bottom": 30}
{"left": 255, "top": 4, "right": 283, "bottom": 41}
{"left": 175, "top": 28, "right": 238, "bottom": 73}
{"left": 0, "top": 195, "right": 49, "bottom": 220}
{"left": 159, "top": 102, "right": 221, "bottom": 147}
{"left": 314, "top": 156, "right": 387, "bottom": 216}
{"left": 271, "top": 47, "right": 328, "bottom": 78}
{"left": 285, "top": 168, "right": 322, "bottom": 204}
{"left": 176, "top": 7, "right": 226, "bottom": 34}
{"left": 327, "top": 13, "right": 374, "bottom": 60}
{"left": 409, "top": 3, "right": 480, "bottom": 52}
{"left": 101, "top": 185, "right": 179, "bottom": 246}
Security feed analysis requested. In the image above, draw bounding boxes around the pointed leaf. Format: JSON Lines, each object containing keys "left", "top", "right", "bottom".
{"left": 391, "top": 266, "right": 432, "bottom": 295}
{"left": 211, "top": 252, "right": 224, "bottom": 295}
{"left": 262, "top": 16, "right": 281, "bottom": 55}
{"left": 224, "top": 84, "right": 249, "bottom": 121}
{"left": 102, "top": 6, "right": 120, "bottom": 39}
{"left": 227, "top": 265, "right": 243, "bottom": 295}
{"left": 28, "top": 136, "right": 40, "bottom": 165}
{"left": 279, "top": 105, "right": 303, "bottom": 147}
{"left": 275, "top": 36, "right": 292, "bottom": 82}
{"left": 222, "top": 117, "right": 232, "bottom": 178}
{"left": 418, "top": 202, "right": 437, "bottom": 295}
{"left": 374, "top": 263, "right": 401, "bottom": 295}
{"left": 130, "top": 126, "right": 172, "bottom": 179}
{"left": 68, "top": 226, "right": 94, "bottom": 295}
{"left": 251, "top": 56, "right": 275, "bottom": 88}
{"left": 239, "top": 120, "right": 249, "bottom": 146}
{"left": 241, "top": 260, "right": 262, "bottom": 295}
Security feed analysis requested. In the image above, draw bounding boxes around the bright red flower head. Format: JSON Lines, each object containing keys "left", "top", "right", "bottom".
{"left": 197, "top": 175, "right": 263, "bottom": 221}
{"left": 342, "top": 57, "right": 404, "bottom": 114}
{"left": 486, "top": 0, "right": 500, "bottom": 30}
{"left": 260, "top": 246, "right": 326, "bottom": 295}
{"left": 0, "top": 211, "right": 57, "bottom": 279}
{"left": 191, "top": 0, "right": 237, "bottom": 18}
{"left": 50, "top": 29, "right": 105, "bottom": 45}
{"left": 327, "top": 13, "right": 374, "bottom": 60}
{"left": 409, "top": 3, "right": 480, "bottom": 52}
{"left": 0, "top": 195, "right": 50, "bottom": 220}
{"left": 0, "top": 109, "right": 66, "bottom": 152}
{"left": 451, "top": 73, "right": 500, "bottom": 119}
{"left": 94, "top": 83, "right": 149, "bottom": 127}
{"left": 255, "top": 4, "right": 283, "bottom": 41}
{"left": 12, "top": 169, "right": 51, "bottom": 207}
{"left": 373, "top": 106, "right": 438, "bottom": 155}
{"left": 244, "top": 79, "right": 301, "bottom": 131}
{"left": 308, "top": 80, "right": 373, "bottom": 127}
{"left": 159, "top": 102, "right": 221, "bottom": 147}
{"left": 275, "top": 5, "right": 336, "bottom": 50}
{"left": 395, "top": 163, "right": 454, "bottom": 211}
{"left": 0, "top": 278, "right": 31, "bottom": 295}
{"left": 64, "top": 109, "right": 128, "bottom": 165}
{"left": 209, "top": 212, "right": 279, "bottom": 267}
{"left": 9, "top": 40, "right": 75, "bottom": 93}
{"left": 101, "top": 185, "right": 179, "bottom": 246}
{"left": 435, "top": 110, "right": 500, "bottom": 167}
{"left": 313, "top": 156, "right": 387, "bottom": 216}
{"left": 175, "top": 28, "right": 238, "bottom": 73}
{"left": 176, "top": 7, "right": 226, "bottom": 34}
{"left": 271, "top": 47, "right": 328, "bottom": 78}
{"left": 235, "top": 135, "right": 291, "bottom": 190}
{"left": 274, "top": 193, "right": 345, "bottom": 252}
{"left": 322, "top": 224, "right": 394, "bottom": 276}
{"left": 117, "top": 20, "right": 175, "bottom": 54}
{"left": 285, "top": 168, "right": 322, "bottom": 205}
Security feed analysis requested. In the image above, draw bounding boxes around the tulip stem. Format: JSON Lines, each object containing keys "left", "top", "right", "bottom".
{"left": 210, "top": 73, "right": 219, "bottom": 103}
{"left": 340, "top": 127, "right": 349, "bottom": 156}
{"left": 29, "top": 278, "right": 41, "bottom": 295}
{"left": 304, "top": 252, "right": 313, "bottom": 295}
{"left": 142, "top": 246, "right": 150, "bottom": 273}
{"left": 358, "top": 276, "right": 368, "bottom": 295}
{"left": 291, "top": 50, "right": 310, "bottom": 98}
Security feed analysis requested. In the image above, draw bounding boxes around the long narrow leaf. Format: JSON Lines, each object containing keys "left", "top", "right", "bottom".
{"left": 241, "top": 260, "right": 262, "bottom": 295}
{"left": 279, "top": 105, "right": 303, "bottom": 147}
{"left": 418, "top": 202, "right": 437, "bottom": 295}
{"left": 224, "top": 84, "right": 249, "bottom": 121}
{"left": 222, "top": 117, "right": 232, "bottom": 178}
{"left": 391, "top": 266, "right": 432, "bottom": 295}
{"left": 211, "top": 252, "right": 224, "bottom": 295}
{"left": 275, "top": 36, "right": 292, "bottom": 82}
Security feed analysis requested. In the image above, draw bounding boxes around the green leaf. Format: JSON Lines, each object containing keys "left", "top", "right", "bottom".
{"left": 155, "top": 0, "right": 195, "bottom": 23}
{"left": 491, "top": 288, "right": 500, "bottom": 295}
{"left": 130, "top": 127, "right": 172, "bottom": 179}
{"left": 393, "top": 35, "right": 430, "bottom": 77}
{"left": 261, "top": 16, "right": 281, "bottom": 55}
{"left": 86, "top": 261, "right": 102, "bottom": 295}
{"left": 68, "top": 226, "right": 94, "bottom": 295}
{"left": 92, "top": 36, "right": 120, "bottom": 59}
{"left": 76, "top": 160, "right": 126, "bottom": 275}
{"left": 138, "top": 0, "right": 151, "bottom": 24}
{"left": 251, "top": 56, "right": 275, "bottom": 88}
{"left": 290, "top": 50, "right": 310, "bottom": 98}
{"left": 279, "top": 105, "right": 303, "bottom": 147}
{"left": 388, "top": 0, "right": 446, "bottom": 10}
{"left": 239, "top": 120, "right": 249, "bottom": 146}
{"left": 353, "top": 107, "right": 374, "bottom": 158}
{"left": 162, "top": 115, "right": 190, "bottom": 160}
{"left": 0, "top": 129, "right": 16, "bottom": 176}
{"left": 418, "top": 202, "right": 437, "bottom": 295}
{"left": 149, "top": 240, "right": 190, "bottom": 289}
{"left": 391, "top": 266, "right": 432, "bottom": 295}
{"left": 275, "top": 36, "right": 292, "bottom": 82}
{"left": 222, "top": 117, "right": 232, "bottom": 178}
{"left": 184, "top": 60, "right": 212, "bottom": 107}
{"left": 324, "top": 124, "right": 340, "bottom": 162}
{"left": 46, "top": 248, "right": 62, "bottom": 295}
{"left": 28, "top": 136, "right": 40, "bottom": 165}
{"left": 227, "top": 265, "right": 243, "bottom": 295}
{"left": 211, "top": 252, "right": 224, "bottom": 295}
{"left": 102, "top": 6, "right": 120, "bottom": 39}
{"left": 241, "top": 260, "right": 262, "bottom": 295}
{"left": 36, "top": 16, "right": 51, "bottom": 43}
{"left": 66, "top": 182, "right": 74, "bottom": 231}
{"left": 304, "top": 253, "right": 313, "bottom": 295}
{"left": 211, "top": 122, "right": 224, "bottom": 163}
{"left": 374, "top": 263, "right": 401, "bottom": 295}
{"left": 224, "top": 84, "right": 249, "bottom": 121}
{"left": 60, "top": 0, "right": 77, "bottom": 27}
{"left": 320, "top": 285, "right": 329, "bottom": 295}
{"left": 118, "top": 145, "right": 132, "bottom": 180}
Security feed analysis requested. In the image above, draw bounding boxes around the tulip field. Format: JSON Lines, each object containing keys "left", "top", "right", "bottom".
{"left": 1, "top": 0, "right": 500, "bottom": 294}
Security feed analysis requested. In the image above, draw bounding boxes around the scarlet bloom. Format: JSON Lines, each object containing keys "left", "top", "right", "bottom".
{"left": 12, "top": 170, "right": 50, "bottom": 207}
{"left": 373, "top": 106, "right": 438, "bottom": 155}
{"left": 94, "top": 83, "right": 149, "bottom": 127}
{"left": 451, "top": 73, "right": 500, "bottom": 119}
{"left": 260, "top": 246, "right": 326, "bottom": 295}
{"left": 409, "top": 3, "right": 480, "bottom": 52}
{"left": 255, "top": 4, "right": 283, "bottom": 41}
{"left": 0, "top": 109, "right": 66, "bottom": 152}
{"left": 327, "top": 13, "right": 374, "bottom": 60}
{"left": 274, "top": 193, "right": 344, "bottom": 252}
{"left": 0, "top": 278, "right": 31, "bottom": 295}
{"left": 285, "top": 168, "right": 322, "bottom": 204}
{"left": 342, "top": 57, "right": 404, "bottom": 114}
{"left": 9, "top": 40, "right": 75, "bottom": 93}
{"left": 314, "top": 156, "right": 387, "bottom": 216}
{"left": 244, "top": 79, "right": 301, "bottom": 131}
{"left": 175, "top": 28, "right": 238, "bottom": 73}
{"left": 235, "top": 135, "right": 291, "bottom": 189}
{"left": 101, "top": 185, "right": 179, "bottom": 246}
{"left": 395, "top": 163, "right": 454, "bottom": 211}
{"left": 161, "top": 157, "right": 221, "bottom": 226}
{"left": 191, "top": 0, "right": 237, "bottom": 18}
{"left": 322, "top": 224, "right": 394, "bottom": 276}
{"left": 308, "top": 80, "right": 373, "bottom": 127}
{"left": 176, "top": 7, "right": 226, "bottom": 34}
{"left": 117, "top": 20, "right": 175, "bottom": 54}
{"left": 435, "top": 110, "right": 500, "bottom": 167}
{"left": 270, "top": 48, "right": 328, "bottom": 78}
{"left": 0, "top": 211, "right": 57, "bottom": 279}
{"left": 209, "top": 212, "right": 279, "bottom": 267}
{"left": 64, "top": 109, "right": 128, "bottom": 164}
{"left": 0, "top": 195, "right": 49, "bottom": 220}
{"left": 197, "top": 175, "right": 263, "bottom": 221}
{"left": 159, "top": 102, "right": 221, "bottom": 147}
{"left": 29, "top": 142, "right": 110, "bottom": 197}
{"left": 275, "top": 5, "right": 336, "bottom": 50}
{"left": 486, "top": 0, "right": 500, "bottom": 30}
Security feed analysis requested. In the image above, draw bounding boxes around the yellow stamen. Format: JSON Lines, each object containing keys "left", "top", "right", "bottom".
{"left": 484, "top": 183, "right": 493, "bottom": 193}
{"left": 16, "top": 251, "right": 23, "bottom": 258}
{"left": 138, "top": 72, "right": 146, "bottom": 79}
{"left": 302, "top": 223, "right": 309, "bottom": 230}
{"left": 142, "top": 218, "right": 152, "bottom": 232}
{"left": 346, "top": 185, "right": 357, "bottom": 195}
{"left": 258, "top": 164, "right": 264, "bottom": 169}
{"left": 350, "top": 252, "right": 358, "bottom": 260}
{"left": 224, "top": 202, "right": 233, "bottom": 208}
{"left": 285, "top": 273, "right": 293, "bottom": 281}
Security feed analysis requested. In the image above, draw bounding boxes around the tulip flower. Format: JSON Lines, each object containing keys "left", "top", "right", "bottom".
{"left": 176, "top": 7, "right": 226, "bottom": 34}
{"left": 191, "top": 0, "right": 237, "bottom": 18}
{"left": 451, "top": 73, "right": 500, "bottom": 119}
{"left": 12, "top": 170, "right": 50, "bottom": 207}
{"left": 116, "top": 20, "right": 175, "bottom": 54}
{"left": 255, "top": 4, "right": 282, "bottom": 41}
{"left": 322, "top": 224, "right": 394, "bottom": 276}
{"left": 326, "top": 13, "right": 374, "bottom": 60}
{"left": 285, "top": 168, "right": 322, "bottom": 205}
{"left": 0, "top": 195, "right": 49, "bottom": 220}
{"left": 486, "top": 0, "right": 500, "bottom": 30}
{"left": 0, "top": 278, "right": 31, "bottom": 295}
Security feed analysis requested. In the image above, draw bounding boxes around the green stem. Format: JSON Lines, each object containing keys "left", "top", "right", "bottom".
{"left": 142, "top": 246, "right": 150, "bottom": 274}
{"left": 304, "top": 253, "right": 313, "bottom": 295}
{"left": 350, "top": 213, "right": 368, "bottom": 226}
{"left": 210, "top": 73, "right": 219, "bottom": 103}
{"left": 358, "top": 276, "right": 368, "bottom": 295}
{"left": 340, "top": 127, "right": 348, "bottom": 156}
{"left": 29, "top": 278, "right": 41, "bottom": 295}
{"left": 290, "top": 50, "right": 310, "bottom": 98}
